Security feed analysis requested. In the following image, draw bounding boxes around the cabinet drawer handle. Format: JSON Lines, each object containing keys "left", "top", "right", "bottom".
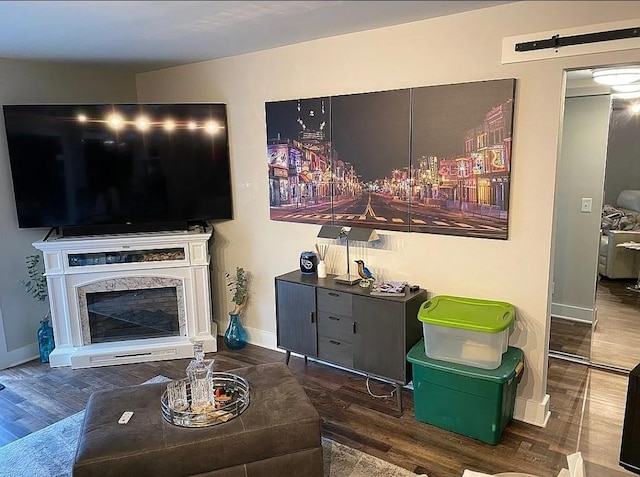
{"left": 353, "top": 322, "right": 356, "bottom": 334}
{"left": 329, "top": 339, "right": 341, "bottom": 345}
{"left": 328, "top": 292, "right": 340, "bottom": 297}
{"left": 328, "top": 316, "right": 340, "bottom": 321}
{"left": 310, "top": 312, "right": 315, "bottom": 324}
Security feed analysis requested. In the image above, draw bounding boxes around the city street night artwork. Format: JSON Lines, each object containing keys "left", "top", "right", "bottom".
{"left": 266, "top": 79, "right": 515, "bottom": 240}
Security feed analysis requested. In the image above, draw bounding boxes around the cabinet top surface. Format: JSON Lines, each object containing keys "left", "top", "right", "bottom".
{"left": 276, "top": 270, "right": 426, "bottom": 302}
{"left": 33, "top": 229, "right": 212, "bottom": 251}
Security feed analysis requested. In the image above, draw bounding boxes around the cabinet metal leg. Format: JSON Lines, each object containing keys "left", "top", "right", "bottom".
{"left": 285, "top": 350, "right": 291, "bottom": 365}
{"left": 630, "top": 270, "right": 640, "bottom": 293}
{"left": 304, "top": 356, "right": 308, "bottom": 365}
{"left": 396, "top": 384, "right": 403, "bottom": 413}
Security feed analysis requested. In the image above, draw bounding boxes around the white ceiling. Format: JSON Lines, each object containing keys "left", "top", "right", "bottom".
{"left": 0, "top": 1, "right": 515, "bottom": 72}
{"left": 565, "top": 69, "right": 609, "bottom": 95}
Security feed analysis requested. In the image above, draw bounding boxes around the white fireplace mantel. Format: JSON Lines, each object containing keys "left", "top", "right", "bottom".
{"left": 33, "top": 229, "right": 217, "bottom": 368}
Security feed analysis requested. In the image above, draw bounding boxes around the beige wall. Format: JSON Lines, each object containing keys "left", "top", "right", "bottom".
{"left": 136, "top": 1, "right": 640, "bottom": 426}
{"left": 0, "top": 59, "right": 137, "bottom": 369}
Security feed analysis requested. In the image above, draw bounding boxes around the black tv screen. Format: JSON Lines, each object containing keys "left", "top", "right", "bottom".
{"left": 3, "top": 103, "right": 233, "bottom": 234}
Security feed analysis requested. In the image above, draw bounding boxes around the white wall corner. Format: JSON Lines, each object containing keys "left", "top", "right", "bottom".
{"left": 0, "top": 342, "right": 38, "bottom": 370}
{"left": 514, "top": 394, "right": 550, "bottom": 427}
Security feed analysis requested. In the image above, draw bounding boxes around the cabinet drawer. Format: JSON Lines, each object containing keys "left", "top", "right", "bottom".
{"left": 318, "top": 336, "right": 354, "bottom": 368}
{"left": 317, "top": 288, "right": 352, "bottom": 315}
{"left": 318, "top": 311, "right": 355, "bottom": 342}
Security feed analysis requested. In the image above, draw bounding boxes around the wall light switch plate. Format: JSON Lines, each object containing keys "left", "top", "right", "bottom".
{"left": 581, "top": 198, "right": 592, "bottom": 213}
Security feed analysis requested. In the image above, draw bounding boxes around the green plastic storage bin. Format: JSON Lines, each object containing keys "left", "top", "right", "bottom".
{"left": 418, "top": 295, "right": 515, "bottom": 369}
{"left": 407, "top": 338, "right": 523, "bottom": 445}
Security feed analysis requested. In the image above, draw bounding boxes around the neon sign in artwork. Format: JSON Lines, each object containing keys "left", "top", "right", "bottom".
{"left": 268, "top": 145, "right": 289, "bottom": 168}
{"left": 490, "top": 148, "right": 506, "bottom": 172}
{"left": 472, "top": 152, "right": 485, "bottom": 175}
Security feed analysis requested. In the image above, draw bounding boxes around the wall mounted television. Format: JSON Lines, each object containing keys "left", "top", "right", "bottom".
{"left": 3, "top": 103, "right": 233, "bottom": 236}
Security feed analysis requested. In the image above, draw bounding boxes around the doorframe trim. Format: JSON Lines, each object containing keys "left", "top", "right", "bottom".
{"left": 549, "top": 351, "right": 629, "bottom": 375}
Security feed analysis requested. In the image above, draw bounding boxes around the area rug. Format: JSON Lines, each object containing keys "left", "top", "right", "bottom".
{"left": 0, "top": 376, "right": 421, "bottom": 477}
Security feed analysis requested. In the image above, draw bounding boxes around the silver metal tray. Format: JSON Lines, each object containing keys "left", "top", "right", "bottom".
{"left": 161, "top": 372, "right": 250, "bottom": 427}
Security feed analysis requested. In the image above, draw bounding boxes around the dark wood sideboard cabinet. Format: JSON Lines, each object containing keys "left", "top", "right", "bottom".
{"left": 275, "top": 270, "right": 428, "bottom": 411}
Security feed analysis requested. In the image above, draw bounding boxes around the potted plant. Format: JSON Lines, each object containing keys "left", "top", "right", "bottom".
{"left": 224, "top": 267, "right": 248, "bottom": 350}
{"left": 20, "top": 254, "right": 54, "bottom": 363}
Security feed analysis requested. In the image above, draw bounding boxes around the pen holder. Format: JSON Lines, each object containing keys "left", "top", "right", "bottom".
{"left": 317, "top": 260, "right": 327, "bottom": 278}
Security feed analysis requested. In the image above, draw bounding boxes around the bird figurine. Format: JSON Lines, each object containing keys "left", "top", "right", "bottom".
{"left": 355, "top": 260, "right": 374, "bottom": 287}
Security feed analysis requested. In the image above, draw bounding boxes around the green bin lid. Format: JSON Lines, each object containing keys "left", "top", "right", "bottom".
{"left": 407, "top": 339, "right": 524, "bottom": 382}
{"left": 418, "top": 295, "right": 515, "bottom": 333}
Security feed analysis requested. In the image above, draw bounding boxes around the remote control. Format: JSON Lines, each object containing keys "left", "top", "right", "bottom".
{"left": 118, "top": 411, "right": 134, "bottom": 424}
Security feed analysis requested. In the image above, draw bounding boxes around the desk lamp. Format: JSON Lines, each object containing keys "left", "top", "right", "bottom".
{"left": 317, "top": 225, "right": 378, "bottom": 285}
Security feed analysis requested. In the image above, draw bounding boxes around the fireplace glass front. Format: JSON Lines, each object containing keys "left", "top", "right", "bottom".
{"left": 87, "top": 287, "right": 180, "bottom": 343}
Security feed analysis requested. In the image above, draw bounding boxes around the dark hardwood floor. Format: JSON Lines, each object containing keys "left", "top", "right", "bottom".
{"left": 549, "top": 316, "right": 592, "bottom": 359}
{"left": 0, "top": 337, "right": 634, "bottom": 477}
{"left": 550, "top": 277, "right": 640, "bottom": 370}
{"left": 592, "top": 277, "right": 640, "bottom": 370}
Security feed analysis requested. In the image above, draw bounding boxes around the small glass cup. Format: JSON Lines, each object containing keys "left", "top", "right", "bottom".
{"left": 167, "top": 380, "right": 189, "bottom": 412}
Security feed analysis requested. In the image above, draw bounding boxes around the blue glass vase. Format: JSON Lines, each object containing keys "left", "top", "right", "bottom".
{"left": 224, "top": 313, "right": 248, "bottom": 350}
{"left": 37, "top": 319, "right": 54, "bottom": 363}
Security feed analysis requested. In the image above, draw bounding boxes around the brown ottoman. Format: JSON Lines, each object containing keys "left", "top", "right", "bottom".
{"left": 73, "top": 363, "right": 323, "bottom": 477}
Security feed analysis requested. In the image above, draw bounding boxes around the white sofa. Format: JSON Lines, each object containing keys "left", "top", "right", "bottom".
{"left": 598, "top": 190, "right": 640, "bottom": 279}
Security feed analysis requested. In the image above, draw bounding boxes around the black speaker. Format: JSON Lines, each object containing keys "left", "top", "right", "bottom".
{"left": 621, "top": 363, "right": 640, "bottom": 474}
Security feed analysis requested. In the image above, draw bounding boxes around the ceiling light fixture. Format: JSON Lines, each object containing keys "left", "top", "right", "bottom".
{"left": 611, "top": 83, "right": 640, "bottom": 93}
{"left": 592, "top": 67, "right": 640, "bottom": 86}
{"left": 612, "top": 91, "right": 640, "bottom": 100}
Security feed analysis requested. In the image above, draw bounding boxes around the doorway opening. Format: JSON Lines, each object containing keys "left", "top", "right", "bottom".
{"left": 550, "top": 65, "right": 640, "bottom": 372}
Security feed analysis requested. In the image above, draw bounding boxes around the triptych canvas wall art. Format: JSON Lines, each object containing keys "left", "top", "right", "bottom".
{"left": 266, "top": 79, "right": 515, "bottom": 240}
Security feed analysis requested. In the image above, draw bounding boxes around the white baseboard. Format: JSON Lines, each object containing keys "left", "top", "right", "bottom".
{"left": 514, "top": 394, "right": 550, "bottom": 427}
{"left": 550, "top": 302, "right": 594, "bottom": 323}
{"left": 0, "top": 342, "right": 39, "bottom": 370}
{"left": 244, "top": 326, "right": 277, "bottom": 350}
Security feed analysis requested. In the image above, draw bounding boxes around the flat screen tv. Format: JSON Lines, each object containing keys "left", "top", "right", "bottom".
{"left": 3, "top": 103, "right": 233, "bottom": 236}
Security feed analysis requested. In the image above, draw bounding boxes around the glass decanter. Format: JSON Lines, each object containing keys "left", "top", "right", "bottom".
{"left": 186, "top": 340, "right": 214, "bottom": 413}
